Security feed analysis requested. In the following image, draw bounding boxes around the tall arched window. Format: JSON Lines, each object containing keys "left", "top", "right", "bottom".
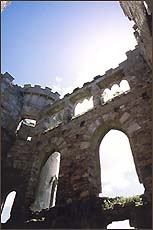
{"left": 1, "top": 191, "right": 16, "bottom": 223}
{"left": 99, "top": 130, "right": 144, "bottom": 197}
{"left": 32, "top": 152, "right": 61, "bottom": 212}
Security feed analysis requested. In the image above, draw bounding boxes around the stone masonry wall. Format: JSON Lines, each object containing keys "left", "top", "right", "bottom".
{"left": 1, "top": 73, "right": 61, "bottom": 210}
{"left": 120, "top": 1, "right": 152, "bottom": 68}
{"left": 4, "top": 47, "right": 151, "bottom": 213}
{"left": 1, "top": 72, "right": 23, "bottom": 159}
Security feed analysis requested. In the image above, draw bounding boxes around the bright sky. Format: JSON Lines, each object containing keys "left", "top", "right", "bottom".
{"left": 1, "top": 1, "right": 141, "bottom": 228}
{"left": 1, "top": 1, "right": 137, "bottom": 98}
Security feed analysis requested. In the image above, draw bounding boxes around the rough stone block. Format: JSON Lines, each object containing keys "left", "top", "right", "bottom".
{"left": 120, "top": 112, "right": 130, "bottom": 123}
{"left": 127, "top": 122, "right": 141, "bottom": 134}
{"left": 80, "top": 142, "right": 90, "bottom": 149}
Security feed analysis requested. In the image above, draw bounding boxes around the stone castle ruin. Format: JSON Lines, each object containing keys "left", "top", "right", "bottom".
{"left": 1, "top": 1, "right": 152, "bottom": 229}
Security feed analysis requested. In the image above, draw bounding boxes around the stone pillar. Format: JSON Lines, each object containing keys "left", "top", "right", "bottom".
{"left": 91, "top": 84, "right": 102, "bottom": 108}
{"left": 63, "top": 98, "right": 75, "bottom": 124}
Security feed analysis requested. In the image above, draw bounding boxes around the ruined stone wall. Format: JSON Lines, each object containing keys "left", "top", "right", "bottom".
{"left": 20, "top": 84, "right": 60, "bottom": 120}
{"left": 1, "top": 74, "right": 61, "bottom": 210}
{"left": 3, "top": 47, "right": 151, "bottom": 215}
{"left": 1, "top": 72, "right": 23, "bottom": 159}
{"left": 120, "top": 1, "right": 152, "bottom": 68}
{"left": 1, "top": 73, "right": 60, "bottom": 157}
{"left": 2, "top": 47, "right": 151, "bottom": 229}
{"left": 27, "top": 47, "right": 151, "bottom": 207}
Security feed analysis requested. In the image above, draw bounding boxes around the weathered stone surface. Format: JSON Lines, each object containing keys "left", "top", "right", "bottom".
{"left": 80, "top": 142, "right": 90, "bottom": 149}
{"left": 120, "top": 1, "right": 152, "bottom": 68}
{"left": 127, "top": 122, "right": 141, "bottom": 135}
{"left": 120, "top": 112, "right": 130, "bottom": 123}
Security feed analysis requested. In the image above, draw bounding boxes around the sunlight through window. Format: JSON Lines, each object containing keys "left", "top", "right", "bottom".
{"left": 102, "top": 89, "right": 112, "bottom": 103}
{"left": 111, "top": 84, "right": 122, "bottom": 97}
{"left": 99, "top": 130, "right": 144, "bottom": 197}
{"left": 102, "top": 80, "right": 130, "bottom": 103}
{"left": 74, "top": 97, "right": 93, "bottom": 116}
{"left": 120, "top": 80, "right": 130, "bottom": 92}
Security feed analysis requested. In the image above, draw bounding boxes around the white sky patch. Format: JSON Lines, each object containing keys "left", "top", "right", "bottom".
{"left": 1, "top": 191, "right": 16, "bottom": 223}
{"left": 52, "top": 76, "right": 74, "bottom": 98}
{"left": 99, "top": 130, "right": 144, "bottom": 197}
{"left": 107, "top": 220, "right": 135, "bottom": 229}
{"left": 55, "top": 76, "right": 62, "bottom": 83}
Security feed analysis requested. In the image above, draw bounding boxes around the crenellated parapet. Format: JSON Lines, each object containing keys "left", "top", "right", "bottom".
{"left": 1, "top": 72, "right": 61, "bottom": 157}
{"left": 22, "top": 84, "right": 60, "bottom": 100}
{"left": 20, "top": 84, "right": 60, "bottom": 120}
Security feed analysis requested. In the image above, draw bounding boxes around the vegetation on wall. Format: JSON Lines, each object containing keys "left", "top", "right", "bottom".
{"left": 101, "top": 195, "right": 144, "bottom": 210}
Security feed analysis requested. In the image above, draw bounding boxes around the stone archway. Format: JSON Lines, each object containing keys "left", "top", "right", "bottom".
{"left": 88, "top": 119, "right": 144, "bottom": 197}
{"left": 31, "top": 152, "right": 61, "bottom": 212}
{"left": 99, "top": 129, "right": 144, "bottom": 198}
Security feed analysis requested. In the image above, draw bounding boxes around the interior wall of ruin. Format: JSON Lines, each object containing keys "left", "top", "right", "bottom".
{"left": 2, "top": 47, "right": 151, "bottom": 212}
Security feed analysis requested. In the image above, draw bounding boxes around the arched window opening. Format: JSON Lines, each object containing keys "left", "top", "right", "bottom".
{"left": 15, "top": 118, "right": 36, "bottom": 133}
{"left": 74, "top": 96, "right": 93, "bottom": 117}
{"left": 1, "top": 191, "right": 16, "bottom": 223}
{"left": 107, "top": 220, "right": 135, "bottom": 229}
{"left": 99, "top": 130, "right": 144, "bottom": 198}
{"left": 23, "top": 119, "right": 36, "bottom": 127}
{"left": 111, "top": 84, "right": 122, "bottom": 97}
{"left": 120, "top": 80, "right": 130, "bottom": 93}
{"left": 32, "top": 152, "right": 61, "bottom": 212}
{"left": 102, "top": 88, "right": 112, "bottom": 103}
{"left": 102, "top": 81, "right": 131, "bottom": 104}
